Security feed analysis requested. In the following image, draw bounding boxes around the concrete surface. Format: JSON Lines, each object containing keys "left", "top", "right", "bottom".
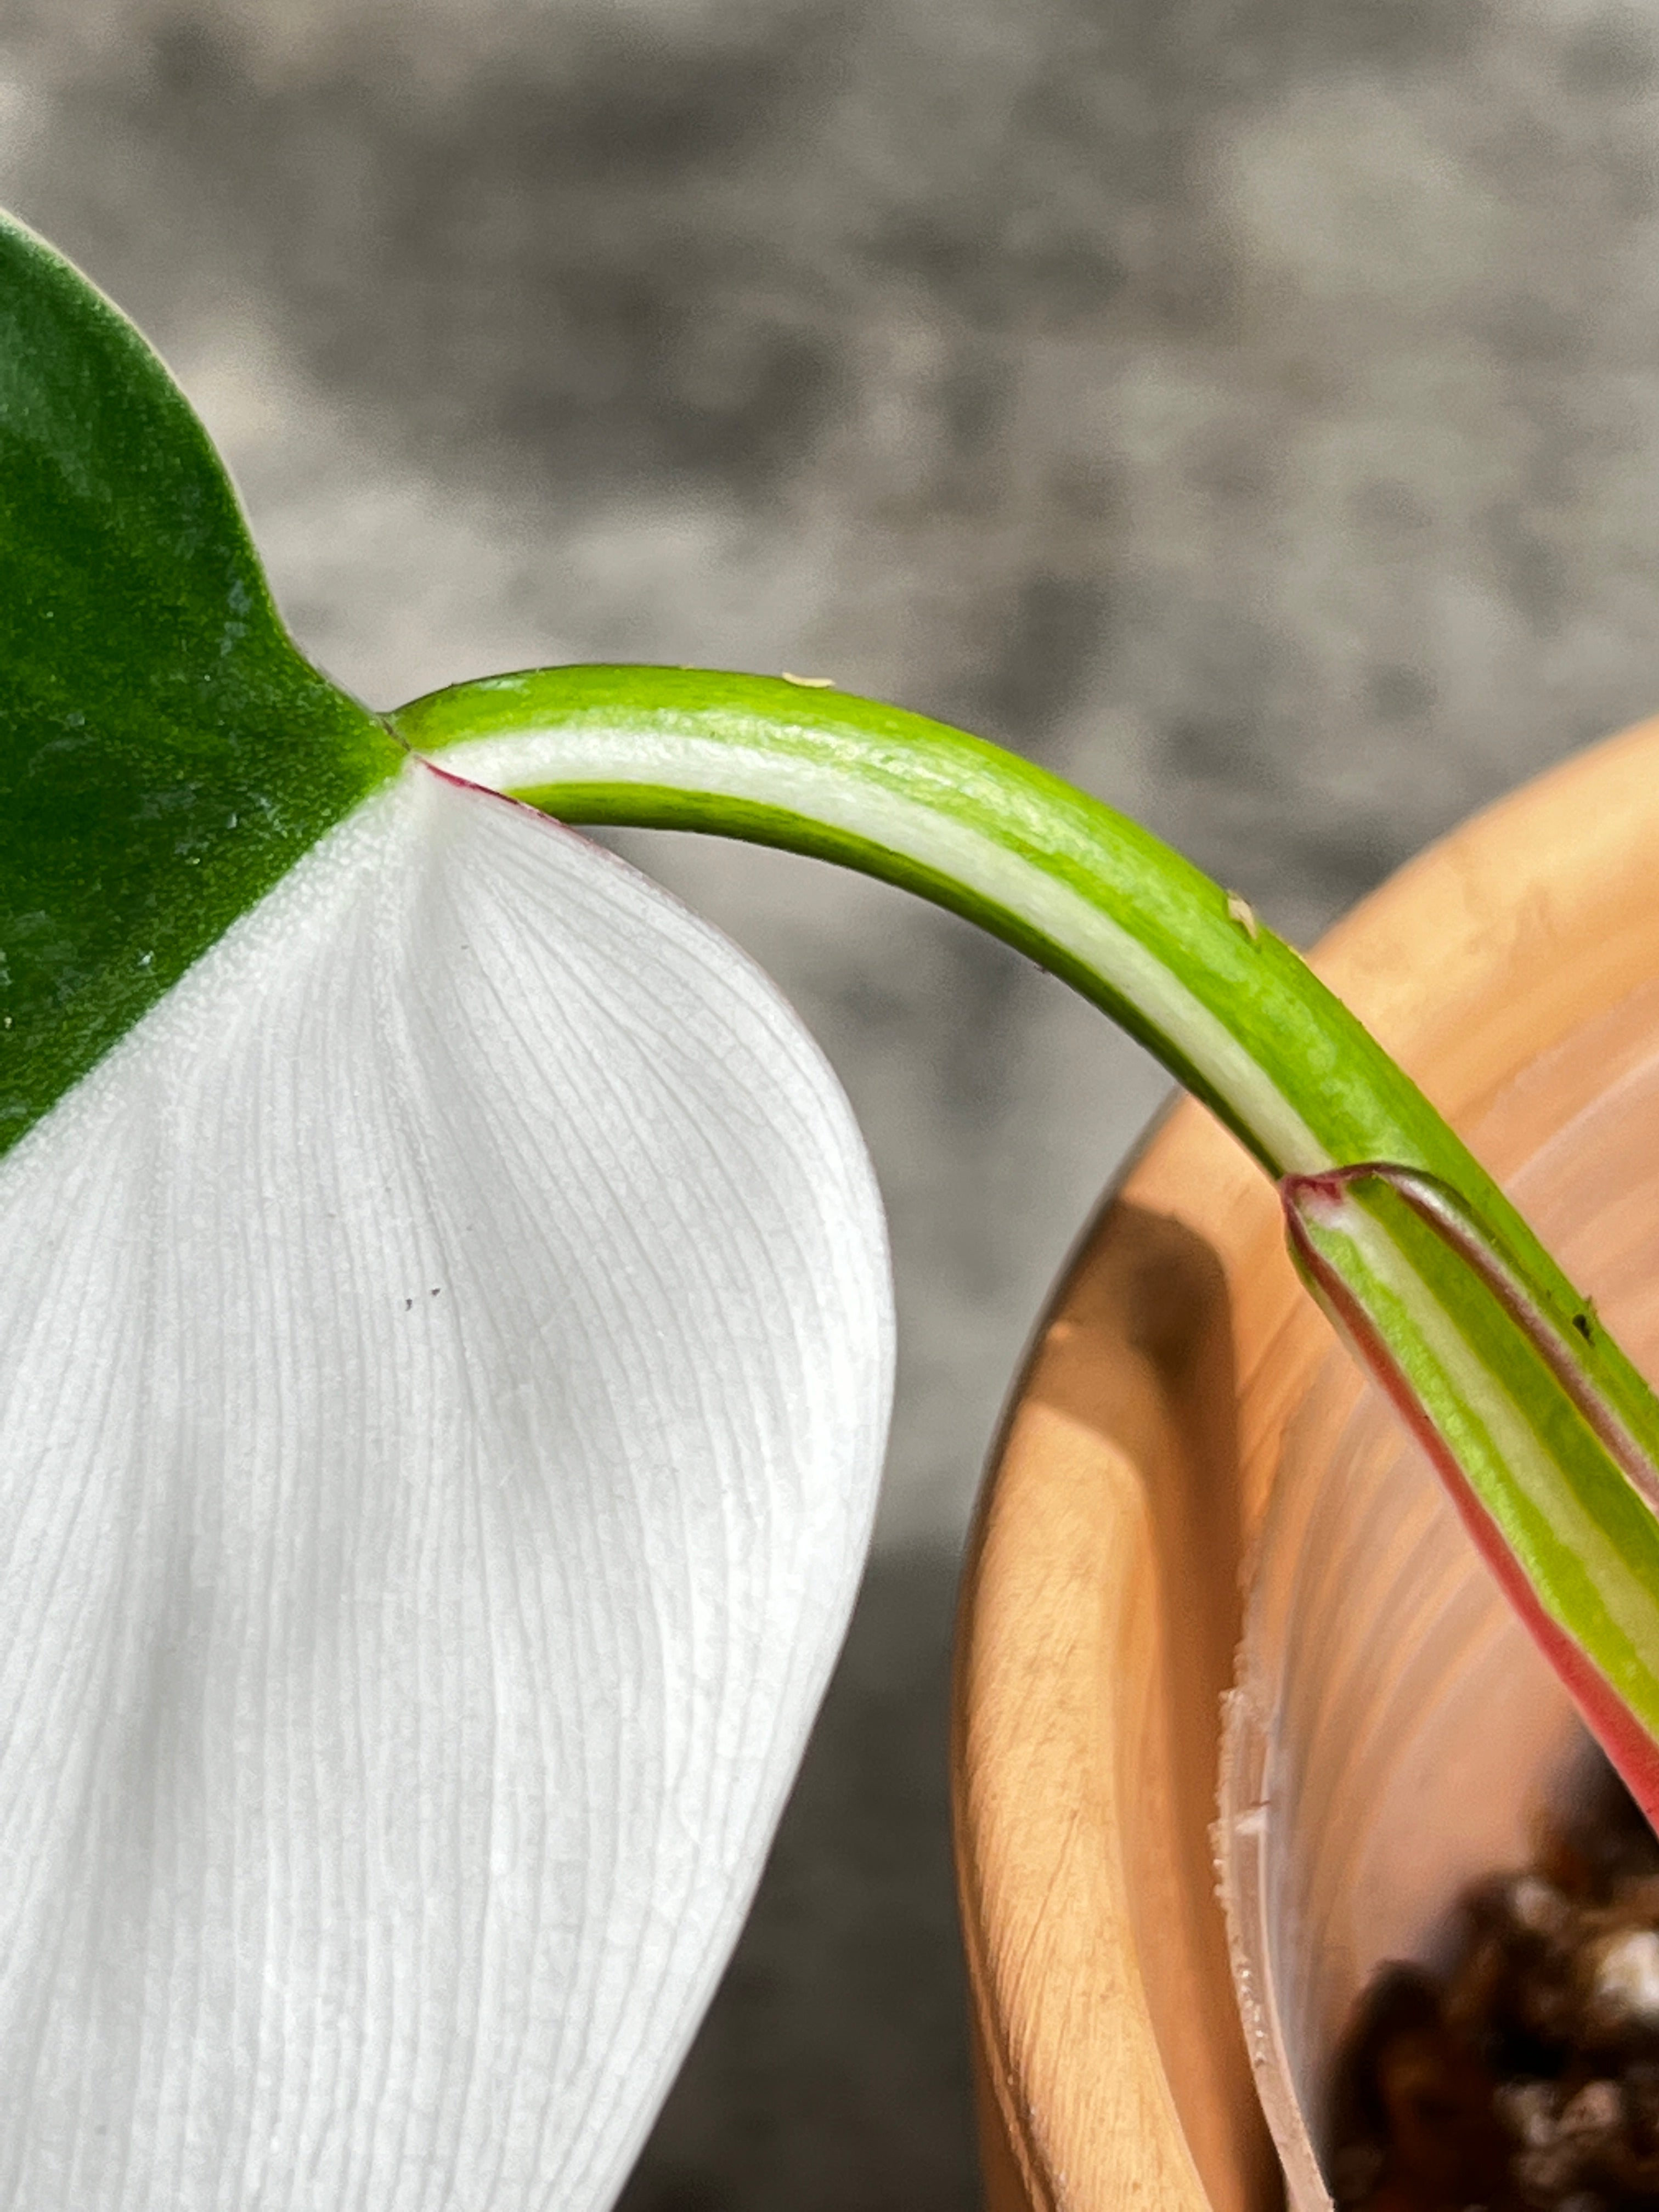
{"left": 5, "top": 0, "right": 1659, "bottom": 2199}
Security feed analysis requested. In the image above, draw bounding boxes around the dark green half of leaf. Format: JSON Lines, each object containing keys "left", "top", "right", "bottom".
{"left": 0, "top": 212, "right": 401, "bottom": 1156}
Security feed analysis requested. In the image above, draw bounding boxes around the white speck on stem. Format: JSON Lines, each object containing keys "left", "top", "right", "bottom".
{"left": 1226, "top": 891, "right": 1260, "bottom": 940}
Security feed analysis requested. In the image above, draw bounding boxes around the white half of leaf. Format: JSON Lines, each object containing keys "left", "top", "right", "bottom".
{"left": 0, "top": 759, "right": 893, "bottom": 2212}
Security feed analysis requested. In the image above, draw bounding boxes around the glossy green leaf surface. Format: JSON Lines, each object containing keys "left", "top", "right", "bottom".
{"left": 0, "top": 213, "right": 400, "bottom": 1154}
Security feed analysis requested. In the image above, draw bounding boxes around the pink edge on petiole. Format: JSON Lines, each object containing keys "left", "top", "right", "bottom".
{"left": 1282, "top": 1173, "right": 1659, "bottom": 1833}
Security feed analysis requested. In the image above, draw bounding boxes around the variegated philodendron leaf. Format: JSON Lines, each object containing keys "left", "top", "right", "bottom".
{"left": 14, "top": 195, "right": 1659, "bottom": 2212}
{"left": 0, "top": 212, "right": 893, "bottom": 2211}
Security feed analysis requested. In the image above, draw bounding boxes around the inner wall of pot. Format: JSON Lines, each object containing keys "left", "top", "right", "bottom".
{"left": 1220, "top": 1027, "right": 1659, "bottom": 2212}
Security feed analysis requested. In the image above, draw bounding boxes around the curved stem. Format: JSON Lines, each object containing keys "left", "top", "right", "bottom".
{"left": 394, "top": 670, "right": 1594, "bottom": 1328}
{"left": 392, "top": 662, "right": 1659, "bottom": 1801}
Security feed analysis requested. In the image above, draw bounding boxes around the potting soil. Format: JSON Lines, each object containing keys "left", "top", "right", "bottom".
{"left": 1331, "top": 1764, "right": 1659, "bottom": 2212}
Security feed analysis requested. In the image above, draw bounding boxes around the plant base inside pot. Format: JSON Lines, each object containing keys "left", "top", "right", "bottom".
{"left": 1221, "top": 975, "right": 1659, "bottom": 2212}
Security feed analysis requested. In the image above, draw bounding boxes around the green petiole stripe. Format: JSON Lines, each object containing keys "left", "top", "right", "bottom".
{"left": 395, "top": 667, "right": 1420, "bottom": 1175}
{"left": 394, "top": 664, "right": 1659, "bottom": 1460}
{"left": 394, "top": 661, "right": 1659, "bottom": 1793}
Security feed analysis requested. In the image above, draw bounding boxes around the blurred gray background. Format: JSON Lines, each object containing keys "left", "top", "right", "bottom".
{"left": 7, "top": 0, "right": 1659, "bottom": 2202}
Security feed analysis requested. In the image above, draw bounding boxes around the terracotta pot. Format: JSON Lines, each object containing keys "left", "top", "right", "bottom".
{"left": 951, "top": 715, "right": 1659, "bottom": 2212}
